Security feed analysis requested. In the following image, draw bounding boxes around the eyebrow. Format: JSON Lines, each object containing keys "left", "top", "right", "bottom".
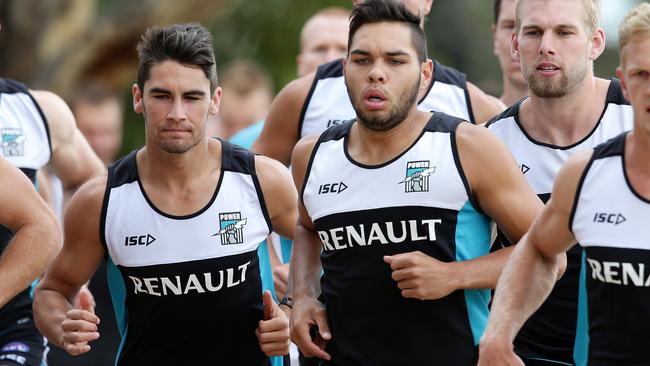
{"left": 521, "top": 23, "right": 579, "bottom": 32}
{"left": 349, "top": 49, "right": 410, "bottom": 57}
{"left": 148, "top": 87, "right": 206, "bottom": 96}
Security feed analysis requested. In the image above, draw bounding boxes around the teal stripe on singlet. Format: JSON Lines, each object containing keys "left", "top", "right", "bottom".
{"left": 257, "top": 239, "right": 277, "bottom": 300}
{"left": 256, "top": 240, "right": 284, "bottom": 366}
{"left": 280, "top": 237, "right": 292, "bottom": 263}
{"left": 574, "top": 250, "right": 589, "bottom": 366}
{"left": 106, "top": 258, "right": 128, "bottom": 366}
{"left": 455, "top": 200, "right": 492, "bottom": 345}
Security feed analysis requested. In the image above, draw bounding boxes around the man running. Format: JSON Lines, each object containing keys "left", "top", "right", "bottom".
{"left": 479, "top": 3, "right": 650, "bottom": 365}
{"left": 33, "top": 23, "right": 295, "bottom": 365}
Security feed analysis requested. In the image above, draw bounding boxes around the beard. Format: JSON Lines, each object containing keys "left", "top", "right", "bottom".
{"left": 526, "top": 61, "right": 588, "bottom": 98}
{"left": 346, "top": 76, "right": 421, "bottom": 132}
{"left": 157, "top": 137, "right": 200, "bottom": 154}
{"left": 143, "top": 109, "right": 204, "bottom": 154}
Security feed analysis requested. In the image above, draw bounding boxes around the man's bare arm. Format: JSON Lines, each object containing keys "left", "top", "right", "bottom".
{"left": 287, "top": 135, "right": 332, "bottom": 360}
{"left": 252, "top": 73, "right": 315, "bottom": 165}
{"left": 0, "top": 156, "right": 61, "bottom": 307}
{"left": 478, "top": 151, "right": 591, "bottom": 366}
{"left": 33, "top": 176, "right": 107, "bottom": 354}
{"left": 31, "top": 90, "right": 105, "bottom": 193}
{"left": 256, "top": 155, "right": 298, "bottom": 240}
{"left": 383, "top": 124, "right": 544, "bottom": 300}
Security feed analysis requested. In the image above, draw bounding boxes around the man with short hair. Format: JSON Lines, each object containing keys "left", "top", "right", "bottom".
{"left": 0, "top": 155, "right": 61, "bottom": 366}
{"left": 492, "top": 0, "right": 528, "bottom": 106}
{"left": 215, "top": 60, "right": 274, "bottom": 141}
{"left": 47, "top": 83, "right": 124, "bottom": 366}
{"left": 229, "top": 7, "right": 351, "bottom": 151}
{"left": 479, "top": 3, "right": 650, "bottom": 365}
{"left": 252, "top": 0, "right": 506, "bottom": 166}
{"left": 33, "top": 23, "right": 294, "bottom": 365}
{"left": 485, "top": 0, "right": 633, "bottom": 364}
{"left": 0, "top": 75, "right": 105, "bottom": 366}
{"left": 296, "top": 7, "right": 350, "bottom": 79}
{"left": 288, "top": 1, "right": 543, "bottom": 364}
{"left": 70, "top": 84, "right": 124, "bottom": 165}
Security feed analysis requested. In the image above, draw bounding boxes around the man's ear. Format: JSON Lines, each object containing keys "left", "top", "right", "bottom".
{"left": 133, "top": 84, "right": 143, "bottom": 114}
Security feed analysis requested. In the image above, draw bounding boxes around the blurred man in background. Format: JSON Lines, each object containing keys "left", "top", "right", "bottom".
{"left": 213, "top": 59, "right": 274, "bottom": 144}
{"left": 492, "top": 0, "right": 528, "bottom": 106}
{"left": 47, "top": 83, "right": 124, "bottom": 366}
{"left": 0, "top": 76, "right": 105, "bottom": 366}
{"left": 228, "top": 7, "right": 351, "bottom": 149}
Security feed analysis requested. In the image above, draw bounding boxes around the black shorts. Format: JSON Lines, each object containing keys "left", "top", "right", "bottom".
{"left": 0, "top": 336, "right": 47, "bottom": 366}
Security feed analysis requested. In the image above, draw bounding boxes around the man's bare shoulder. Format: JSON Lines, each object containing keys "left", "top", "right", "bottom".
{"left": 69, "top": 175, "right": 109, "bottom": 208}
{"left": 30, "top": 89, "right": 77, "bottom": 149}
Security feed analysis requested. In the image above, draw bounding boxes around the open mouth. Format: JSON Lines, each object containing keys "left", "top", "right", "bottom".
{"left": 364, "top": 89, "right": 387, "bottom": 109}
{"left": 536, "top": 62, "right": 560, "bottom": 75}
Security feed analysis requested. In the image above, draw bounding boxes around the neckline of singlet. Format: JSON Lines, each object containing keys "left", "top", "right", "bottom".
{"left": 511, "top": 81, "right": 614, "bottom": 151}
{"left": 133, "top": 140, "right": 225, "bottom": 220}
{"left": 618, "top": 132, "right": 650, "bottom": 204}
{"left": 341, "top": 116, "right": 431, "bottom": 170}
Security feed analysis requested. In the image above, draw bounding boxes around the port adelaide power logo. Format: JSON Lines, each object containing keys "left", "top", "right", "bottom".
{"left": 213, "top": 212, "right": 247, "bottom": 245}
{"left": 1, "top": 128, "right": 25, "bottom": 157}
{"left": 399, "top": 160, "right": 436, "bottom": 193}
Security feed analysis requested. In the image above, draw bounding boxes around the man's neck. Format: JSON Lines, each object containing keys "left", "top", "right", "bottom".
{"left": 500, "top": 79, "right": 528, "bottom": 107}
{"left": 138, "top": 138, "right": 219, "bottom": 189}
{"left": 627, "top": 124, "right": 650, "bottom": 199}
{"left": 348, "top": 109, "right": 431, "bottom": 166}
{"left": 519, "top": 75, "right": 609, "bottom": 146}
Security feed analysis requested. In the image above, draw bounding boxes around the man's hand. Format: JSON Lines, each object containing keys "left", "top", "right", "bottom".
{"left": 256, "top": 290, "right": 290, "bottom": 356}
{"left": 290, "top": 296, "right": 331, "bottom": 361}
{"left": 478, "top": 335, "right": 525, "bottom": 366}
{"left": 60, "top": 290, "right": 100, "bottom": 355}
{"left": 73, "top": 284, "right": 95, "bottom": 309}
{"left": 384, "top": 251, "right": 459, "bottom": 300}
{"left": 273, "top": 263, "right": 290, "bottom": 300}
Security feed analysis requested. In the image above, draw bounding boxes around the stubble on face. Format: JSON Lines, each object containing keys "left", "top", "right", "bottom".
{"left": 346, "top": 75, "right": 421, "bottom": 132}
{"left": 143, "top": 105, "right": 206, "bottom": 154}
{"left": 526, "top": 60, "right": 588, "bottom": 98}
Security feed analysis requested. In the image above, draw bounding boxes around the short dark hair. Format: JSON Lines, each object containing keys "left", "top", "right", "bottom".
{"left": 494, "top": 0, "right": 502, "bottom": 24}
{"left": 348, "top": 0, "right": 428, "bottom": 63}
{"left": 136, "top": 23, "right": 218, "bottom": 95}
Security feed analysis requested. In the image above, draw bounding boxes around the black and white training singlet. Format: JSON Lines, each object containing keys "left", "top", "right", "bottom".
{"left": 486, "top": 79, "right": 633, "bottom": 365}
{"left": 101, "top": 141, "right": 273, "bottom": 365}
{"left": 570, "top": 132, "right": 650, "bottom": 365}
{"left": 302, "top": 113, "right": 491, "bottom": 366}
{"left": 0, "top": 78, "right": 51, "bottom": 337}
{"left": 299, "top": 58, "right": 475, "bottom": 138}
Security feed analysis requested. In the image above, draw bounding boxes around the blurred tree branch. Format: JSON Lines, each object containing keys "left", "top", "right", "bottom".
{"left": 0, "top": 0, "right": 227, "bottom": 97}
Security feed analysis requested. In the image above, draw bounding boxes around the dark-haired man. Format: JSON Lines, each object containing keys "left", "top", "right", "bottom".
{"left": 492, "top": 0, "right": 528, "bottom": 106}
{"left": 0, "top": 155, "right": 61, "bottom": 366}
{"left": 0, "top": 71, "right": 105, "bottom": 366}
{"left": 252, "top": 0, "right": 505, "bottom": 166}
{"left": 33, "top": 23, "right": 294, "bottom": 366}
{"left": 289, "top": 1, "right": 543, "bottom": 365}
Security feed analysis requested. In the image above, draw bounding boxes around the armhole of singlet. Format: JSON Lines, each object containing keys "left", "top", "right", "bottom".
{"left": 26, "top": 91, "right": 53, "bottom": 159}
{"left": 99, "top": 166, "right": 114, "bottom": 260}
{"left": 450, "top": 124, "right": 484, "bottom": 215}
{"left": 568, "top": 154, "right": 596, "bottom": 235}
{"left": 299, "top": 134, "right": 327, "bottom": 205}
{"left": 297, "top": 72, "right": 322, "bottom": 140}
{"left": 251, "top": 153, "right": 273, "bottom": 234}
{"left": 463, "top": 82, "right": 476, "bottom": 124}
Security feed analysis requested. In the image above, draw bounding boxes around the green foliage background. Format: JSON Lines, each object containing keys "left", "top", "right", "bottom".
{"left": 119, "top": 0, "right": 636, "bottom": 158}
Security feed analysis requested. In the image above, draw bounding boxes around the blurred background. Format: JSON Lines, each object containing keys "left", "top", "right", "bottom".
{"left": 0, "top": 0, "right": 643, "bottom": 158}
